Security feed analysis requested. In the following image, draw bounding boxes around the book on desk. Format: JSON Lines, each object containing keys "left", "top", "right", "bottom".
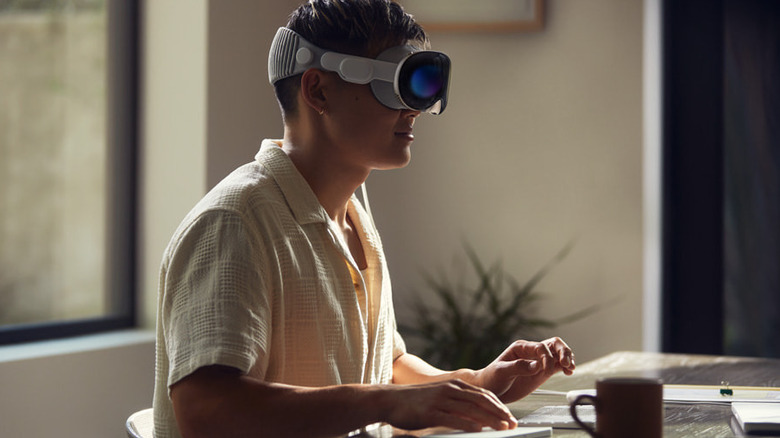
{"left": 731, "top": 403, "right": 780, "bottom": 434}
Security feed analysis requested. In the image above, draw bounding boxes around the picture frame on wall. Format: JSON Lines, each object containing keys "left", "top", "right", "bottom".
{"left": 400, "top": 0, "right": 544, "bottom": 32}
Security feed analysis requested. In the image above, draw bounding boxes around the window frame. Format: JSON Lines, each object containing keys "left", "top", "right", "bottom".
{"left": 0, "top": 0, "right": 139, "bottom": 345}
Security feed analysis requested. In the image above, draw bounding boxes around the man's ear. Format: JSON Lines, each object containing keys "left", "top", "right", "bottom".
{"left": 300, "top": 68, "right": 328, "bottom": 115}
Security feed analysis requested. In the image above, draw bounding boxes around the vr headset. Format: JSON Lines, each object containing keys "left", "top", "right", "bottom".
{"left": 268, "top": 27, "right": 451, "bottom": 115}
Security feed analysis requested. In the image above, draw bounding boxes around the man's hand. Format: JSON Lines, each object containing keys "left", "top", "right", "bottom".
{"left": 389, "top": 338, "right": 575, "bottom": 432}
{"left": 473, "top": 337, "right": 576, "bottom": 403}
{"left": 381, "top": 379, "right": 518, "bottom": 433}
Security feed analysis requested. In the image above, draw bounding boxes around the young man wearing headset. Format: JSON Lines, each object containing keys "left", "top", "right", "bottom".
{"left": 152, "top": 1, "right": 576, "bottom": 437}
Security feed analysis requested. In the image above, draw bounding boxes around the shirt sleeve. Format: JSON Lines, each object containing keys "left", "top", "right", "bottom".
{"left": 161, "top": 209, "right": 271, "bottom": 388}
{"left": 393, "top": 329, "right": 407, "bottom": 361}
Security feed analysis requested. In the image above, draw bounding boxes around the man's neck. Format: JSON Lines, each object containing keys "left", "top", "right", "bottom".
{"left": 280, "top": 129, "right": 369, "bottom": 226}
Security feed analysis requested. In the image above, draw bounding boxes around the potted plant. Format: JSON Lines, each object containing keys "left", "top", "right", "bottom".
{"left": 398, "top": 242, "right": 603, "bottom": 370}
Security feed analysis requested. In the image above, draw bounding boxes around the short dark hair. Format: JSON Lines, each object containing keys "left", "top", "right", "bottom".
{"left": 273, "top": 0, "right": 429, "bottom": 119}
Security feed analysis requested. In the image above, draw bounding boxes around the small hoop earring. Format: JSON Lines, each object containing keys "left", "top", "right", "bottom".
{"left": 318, "top": 108, "right": 325, "bottom": 116}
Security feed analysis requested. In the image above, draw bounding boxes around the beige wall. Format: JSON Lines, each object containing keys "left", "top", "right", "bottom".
{"left": 139, "top": 0, "right": 208, "bottom": 328}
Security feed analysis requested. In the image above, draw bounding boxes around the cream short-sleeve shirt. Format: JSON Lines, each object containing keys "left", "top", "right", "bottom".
{"left": 152, "top": 140, "right": 406, "bottom": 438}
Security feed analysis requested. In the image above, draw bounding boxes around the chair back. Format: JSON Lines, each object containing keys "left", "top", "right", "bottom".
{"left": 126, "top": 408, "right": 153, "bottom": 438}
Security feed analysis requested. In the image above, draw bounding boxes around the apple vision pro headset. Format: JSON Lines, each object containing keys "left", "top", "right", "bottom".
{"left": 268, "top": 27, "right": 451, "bottom": 115}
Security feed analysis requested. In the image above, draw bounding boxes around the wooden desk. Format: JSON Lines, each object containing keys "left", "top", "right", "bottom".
{"left": 362, "top": 351, "right": 780, "bottom": 437}
{"left": 509, "top": 351, "right": 780, "bottom": 437}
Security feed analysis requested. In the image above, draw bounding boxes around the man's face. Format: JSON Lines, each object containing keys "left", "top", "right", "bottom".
{"left": 323, "top": 73, "right": 421, "bottom": 172}
{"left": 312, "top": 40, "right": 424, "bottom": 172}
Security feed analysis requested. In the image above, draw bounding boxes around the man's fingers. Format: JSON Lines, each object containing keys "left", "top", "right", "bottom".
{"left": 531, "top": 342, "right": 554, "bottom": 371}
{"left": 445, "top": 381, "right": 517, "bottom": 430}
{"left": 428, "top": 410, "right": 483, "bottom": 433}
{"left": 450, "top": 382, "right": 513, "bottom": 417}
{"left": 560, "top": 350, "right": 575, "bottom": 370}
{"left": 437, "top": 401, "right": 514, "bottom": 432}
{"left": 545, "top": 336, "right": 569, "bottom": 358}
{"left": 543, "top": 337, "right": 576, "bottom": 371}
{"left": 440, "top": 404, "right": 514, "bottom": 432}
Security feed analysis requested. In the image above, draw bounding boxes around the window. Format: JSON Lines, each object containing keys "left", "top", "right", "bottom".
{"left": 722, "top": 0, "right": 780, "bottom": 357}
{"left": 0, "top": 0, "right": 137, "bottom": 344}
{"left": 662, "top": 0, "right": 780, "bottom": 358}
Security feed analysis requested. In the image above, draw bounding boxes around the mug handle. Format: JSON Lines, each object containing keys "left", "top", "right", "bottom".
{"left": 570, "top": 394, "right": 599, "bottom": 437}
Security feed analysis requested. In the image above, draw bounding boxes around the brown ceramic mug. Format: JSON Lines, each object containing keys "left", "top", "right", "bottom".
{"left": 570, "top": 377, "right": 663, "bottom": 438}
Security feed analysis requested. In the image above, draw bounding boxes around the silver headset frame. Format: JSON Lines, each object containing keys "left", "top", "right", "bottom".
{"left": 268, "top": 27, "right": 448, "bottom": 114}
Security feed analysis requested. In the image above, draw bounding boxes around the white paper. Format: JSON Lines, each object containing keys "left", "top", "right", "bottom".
{"left": 423, "top": 426, "right": 552, "bottom": 438}
{"left": 567, "top": 385, "right": 780, "bottom": 406}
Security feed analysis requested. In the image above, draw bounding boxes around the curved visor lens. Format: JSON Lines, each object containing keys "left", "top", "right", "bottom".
{"left": 398, "top": 52, "right": 450, "bottom": 112}
{"left": 411, "top": 65, "right": 443, "bottom": 98}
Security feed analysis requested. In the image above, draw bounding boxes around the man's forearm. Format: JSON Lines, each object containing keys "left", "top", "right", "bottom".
{"left": 392, "top": 353, "right": 477, "bottom": 385}
{"left": 172, "top": 366, "right": 388, "bottom": 438}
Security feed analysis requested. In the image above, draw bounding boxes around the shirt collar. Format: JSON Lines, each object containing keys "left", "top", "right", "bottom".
{"left": 255, "top": 139, "right": 331, "bottom": 225}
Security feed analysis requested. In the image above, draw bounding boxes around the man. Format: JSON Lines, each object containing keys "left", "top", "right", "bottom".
{"left": 153, "top": 1, "right": 575, "bottom": 437}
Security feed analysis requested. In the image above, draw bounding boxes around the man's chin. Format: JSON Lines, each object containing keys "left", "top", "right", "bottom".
{"left": 375, "top": 154, "right": 412, "bottom": 171}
